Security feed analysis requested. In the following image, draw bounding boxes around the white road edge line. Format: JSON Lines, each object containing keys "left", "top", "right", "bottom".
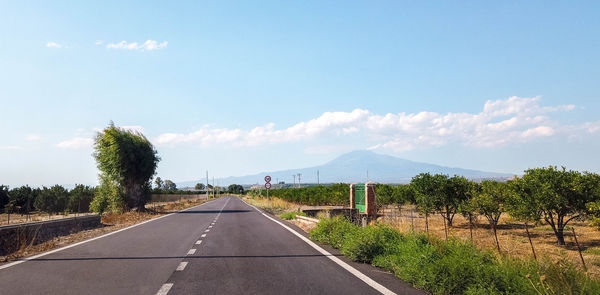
{"left": 176, "top": 262, "right": 188, "bottom": 271}
{"left": 242, "top": 199, "right": 396, "bottom": 295}
{"left": 0, "top": 198, "right": 223, "bottom": 270}
{"left": 187, "top": 249, "right": 196, "bottom": 255}
{"left": 201, "top": 234, "right": 207, "bottom": 238}
{"left": 195, "top": 240, "right": 202, "bottom": 245}
{"left": 156, "top": 283, "right": 173, "bottom": 295}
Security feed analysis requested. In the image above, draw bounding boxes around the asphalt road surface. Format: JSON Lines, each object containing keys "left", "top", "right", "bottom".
{"left": 0, "top": 196, "right": 424, "bottom": 295}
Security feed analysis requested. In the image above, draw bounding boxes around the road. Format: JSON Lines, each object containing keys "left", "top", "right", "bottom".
{"left": 0, "top": 196, "right": 424, "bottom": 295}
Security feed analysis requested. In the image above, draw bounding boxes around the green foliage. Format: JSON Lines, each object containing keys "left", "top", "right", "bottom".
{"left": 266, "top": 184, "right": 349, "bottom": 206}
{"left": 90, "top": 177, "right": 124, "bottom": 214}
{"left": 8, "top": 185, "right": 36, "bottom": 214}
{"left": 35, "top": 185, "right": 69, "bottom": 214}
{"left": 471, "top": 180, "right": 512, "bottom": 227}
{"left": 163, "top": 179, "right": 177, "bottom": 191}
{"left": 312, "top": 218, "right": 599, "bottom": 295}
{"left": 279, "top": 211, "right": 307, "bottom": 220}
{"left": 227, "top": 184, "right": 244, "bottom": 194}
{"left": 0, "top": 185, "right": 9, "bottom": 211}
{"left": 195, "top": 182, "right": 205, "bottom": 190}
{"left": 154, "top": 177, "right": 163, "bottom": 189}
{"left": 68, "top": 184, "right": 95, "bottom": 213}
{"left": 93, "top": 123, "right": 159, "bottom": 212}
{"left": 509, "top": 167, "right": 600, "bottom": 245}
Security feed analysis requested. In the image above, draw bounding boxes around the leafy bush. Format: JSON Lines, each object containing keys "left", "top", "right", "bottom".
{"left": 279, "top": 211, "right": 306, "bottom": 220}
{"left": 311, "top": 218, "right": 600, "bottom": 295}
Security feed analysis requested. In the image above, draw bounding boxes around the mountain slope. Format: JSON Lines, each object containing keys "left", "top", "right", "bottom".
{"left": 179, "top": 150, "right": 513, "bottom": 186}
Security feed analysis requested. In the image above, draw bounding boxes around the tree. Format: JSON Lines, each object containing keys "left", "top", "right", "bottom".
{"left": 8, "top": 185, "right": 35, "bottom": 214}
{"left": 411, "top": 173, "right": 446, "bottom": 232}
{"left": 35, "top": 185, "right": 69, "bottom": 215}
{"left": 438, "top": 175, "right": 470, "bottom": 226}
{"left": 195, "top": 183, "right": 205, "bottom": 191}
{"left": 471, "top": 180, "right": 512, "bottom": 252}
{"left": 69, "top": 184, "right": 95, "bottom": 213}
{"left": 227, "top": 184, "right": 244, "bottom": 194}
{"left": 510, "top": 167, "right": 600, "bottom": 245}
{"left": 0, "top": 185, "right": 9, "bottom": 211}
{"left": 163, "top": 180, "right": 177, "bottom": 191}
{"left": 154, "top": 177, "right": 164, "bottom": 190}
{"left": 458, "top": 181, "right": 480, "bottom": 242}
{"left": 93, "top": 123, "right": 160, "bottom": 212}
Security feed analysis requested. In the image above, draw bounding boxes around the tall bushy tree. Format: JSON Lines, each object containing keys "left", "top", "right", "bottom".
{"left": 163, "top": 180, "right": 177, "bottom": 191}
{"left": 154, "top": 177, "right": 164, "bottom": 189}
{"left": 35, "top": 185, "right": 69, "bottom": 215}
{"left": 510, "top": 167, "right": 600, "bottom": 245}
{"left": 471, "top": 180, "right": 512, "bottom": 252}
{"left": 93, "top": 123, "right": 160, "bottom": 212}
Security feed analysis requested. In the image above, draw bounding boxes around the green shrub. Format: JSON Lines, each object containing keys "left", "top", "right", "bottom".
{"left": 311, "top": 217, "right": 599, "bottom": 295}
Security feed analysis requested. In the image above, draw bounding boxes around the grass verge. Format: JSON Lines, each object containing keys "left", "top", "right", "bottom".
{"left": 311, "top": 216, "right": 600, "bottom": 295}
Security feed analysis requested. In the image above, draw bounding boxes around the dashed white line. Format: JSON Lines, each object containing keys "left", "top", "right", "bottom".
{"left": 201, "top": 234, "right": 207, "bottom": 238}
{"left": 176, "top": 262, "right": 188, "bottom": 271}
{"left": 205, "top": 229, "right": 210, "bottom": 232}
{"left": 208, "top": 225, "right": 213, "bottom": 228}
{"left": 187, "top": 249, "right": 196, "bottom": 255}
{"left": 195, "top": 240, "right": 202, "bottom": 245}
{"left": 156, "top": 283, "right": 173, "bottom": 295}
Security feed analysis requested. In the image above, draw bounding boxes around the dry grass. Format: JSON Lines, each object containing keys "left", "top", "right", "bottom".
{"left": 0, "top": 197, "right": 212, "bottom": 263}
{"left": 378, "top": 205, "right": 600, "bottom": 279}
{"left": 243, "top": 195, "right": 299, "bottom": 215}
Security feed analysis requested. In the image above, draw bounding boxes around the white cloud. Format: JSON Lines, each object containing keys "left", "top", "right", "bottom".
{"left": 46, "top": 42, "right": 63, "bottom": 48}
{"left": 56, "top": 137, "right": 93, "bottom": 149}
{"left": 94, "top": 40, "right": 104, "bottom": 46}
{"left": 26, "top": 134, "right": 42, "bottom": 141}
{"left": 154, "top": 96, "right": 591, "bottom": 152}
{"left": 106, "top": 40, "right": 168, "bottom": 51}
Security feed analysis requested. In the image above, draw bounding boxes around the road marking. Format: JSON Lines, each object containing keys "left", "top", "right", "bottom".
{"left": 205, "top": 229, "right": 210, "bottom": 232}
{"left": 201, "top": 234, "right": 207, "bottom": 238}
{"left": 243, "top": 199, "right": 396, "bottom": 295}
{"left": 0, "top": 198, "right": 223, "bottom": 271}
{"left": 195, "top": 240, "right": 202, "bottom": 245}
{"left": 156, "top": 283, "right": 173, "bottom": 295}
{"left": 187, "top": 249, "right": 196, "bottom": 255}
{"left": 208, "top": 225, "right": 213, "bottom": 228}
{"left": 176, "top": 262, "right": 188, "bottom": 271}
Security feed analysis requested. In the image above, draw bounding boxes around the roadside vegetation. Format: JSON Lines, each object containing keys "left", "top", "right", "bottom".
{"left": 311, "top": 216, "right": 600, "bottom": 295}
{"left": 250, "top": 183, "right": 349, "bottom": 206}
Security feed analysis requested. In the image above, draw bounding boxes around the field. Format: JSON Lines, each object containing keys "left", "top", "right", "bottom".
{"left": 379, "top": 205, "right": 600, "bottom": 279}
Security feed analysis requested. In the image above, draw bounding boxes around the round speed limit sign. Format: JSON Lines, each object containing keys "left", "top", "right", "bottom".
{"left": 264, "top": 176, "right": 272, "bottom": 183}
{"left": 265, "top": 182, "right": 272, "bottom": 189}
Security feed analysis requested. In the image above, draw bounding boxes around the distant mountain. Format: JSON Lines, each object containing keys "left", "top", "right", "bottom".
{"left": 178, "top": 150, "right": 514, "bottom": 187}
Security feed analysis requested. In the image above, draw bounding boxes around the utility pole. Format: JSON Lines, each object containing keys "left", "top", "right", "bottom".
{"left": 317, "top": 170, "right": 320, "bottom": 185}
{"left": 212, "top": 176, "right": 215, "bottom": 198}
{"left": 293, "top": 175, "right": 296, "bottom": 188}
{"left": 297, "top": 173, "right": 302, "bottom": 188}
{"left": 206, "top": 171, "right": 209, "bottom": 200}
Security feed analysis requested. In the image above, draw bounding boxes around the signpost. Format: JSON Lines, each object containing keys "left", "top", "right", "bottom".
{"left": 265, "top": 175, "right": 271, "bottom": 200}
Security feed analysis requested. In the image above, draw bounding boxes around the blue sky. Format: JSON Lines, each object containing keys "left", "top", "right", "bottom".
{"left": 1, "top": 1, "right": 599, "bottom": 187}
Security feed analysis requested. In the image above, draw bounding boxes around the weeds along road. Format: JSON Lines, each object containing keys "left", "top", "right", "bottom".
{"left": 0, "top": 196, "right": 423, "bottom": 295}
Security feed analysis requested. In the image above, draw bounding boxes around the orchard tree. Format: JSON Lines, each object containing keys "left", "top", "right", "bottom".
{"left": 163, "top": 180, "right": 177, "bottom": 191}
{"left": 154, "top": 177, "right": 164, "bottom": 190}
{"left": 9, "top": 185, "right": 35, "bottom": 214}
{"left": 93, "top": 123, "right": 160, "bottom": 212}
{"left": 0, "top": 185, "right": 9, "bottom": 211}
{"left": 510, "top": 167, "right": 600, "bottom": 245}
{"left": 411, "top": 173, "right": 446, "bottom": 232}
{"left": 471, "top": 180, "right": 512, "bottom": 252}
{"left": 227, "top": 184, "right": 244, "bottom": 194}
{"left": 438, "top": 175, "right": 470, "bottom": 226}
{"left": 195, "top": 183, "right": 205, "bottom": 191}
{"left": 69, "top": 184, "right": 95, "bottom": 213}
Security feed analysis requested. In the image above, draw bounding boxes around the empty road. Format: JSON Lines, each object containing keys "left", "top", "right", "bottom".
{"left": 0, "top": 196, "right": 423, "bottom": 295}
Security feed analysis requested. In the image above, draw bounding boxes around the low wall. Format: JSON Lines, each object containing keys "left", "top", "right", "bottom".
{"left": 0, "top": 215, "right": 101, "bottom": 256}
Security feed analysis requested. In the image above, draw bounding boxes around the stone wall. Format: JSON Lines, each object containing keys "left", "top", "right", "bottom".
{"left": 0, "top": 215, "right": 101, "bottom": 256}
